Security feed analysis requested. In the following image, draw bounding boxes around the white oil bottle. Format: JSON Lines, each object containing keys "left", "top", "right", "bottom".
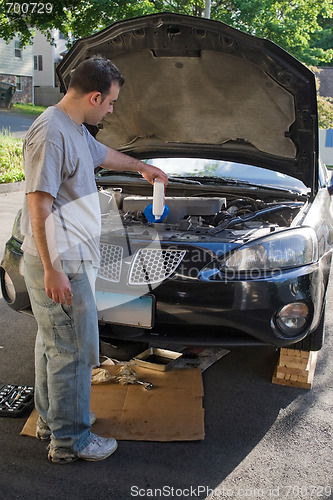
{"left": 152, "top": 180, "right": 165, "bottom": 220}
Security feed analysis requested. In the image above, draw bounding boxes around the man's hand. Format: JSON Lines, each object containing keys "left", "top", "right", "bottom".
{"left": 44, "top": 268, "right": 73, "bottom": 306}
{"left": 27, "top": 191, "right": 73, "bottom": 305}
{"left": 140, "top": 163, "right": 168, "bottom": 186}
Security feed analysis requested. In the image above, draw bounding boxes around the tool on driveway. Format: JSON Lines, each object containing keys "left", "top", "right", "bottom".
{"left": 0, "top": 383, "right": 34, "bottom": 417}
{"left": 132, "top": 379, "right": 153, "bottom": 390}
{"left": 115, "top": 364, "right": 153, "bottom": 390}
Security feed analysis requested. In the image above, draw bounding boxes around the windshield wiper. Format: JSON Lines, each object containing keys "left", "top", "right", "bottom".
{"left": 186, "top": 176, "right": 307, "bottom": 195}
{"left": 169, "top": 176, "right": 202, "bottom": 185}
{"left": 96, "top": 170, "right": 142, "bottom": 179}
{"left": 183, "top": 176, "right": 241, "bottom": 185}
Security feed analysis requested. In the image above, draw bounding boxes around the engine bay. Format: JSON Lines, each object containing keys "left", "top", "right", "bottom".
{"left": 99, "top": 187, "right": 305, "bottom": 242}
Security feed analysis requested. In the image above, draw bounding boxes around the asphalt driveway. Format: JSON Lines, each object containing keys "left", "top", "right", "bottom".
{"left": 0, "top": 109, "right": 37, "bottom": 138}
{"left": 0, "top": 189, "right": 332, "bottom": 500}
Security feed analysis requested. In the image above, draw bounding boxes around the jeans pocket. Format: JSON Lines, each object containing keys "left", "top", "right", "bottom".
{"left": 52, "top": 323, "right": 78, "bottom": 356}
{"left": 26, "top": 286, "right": 77, "bottom": 356}
{"left": 50, "top": 301, "right": 77, "bottom": 355}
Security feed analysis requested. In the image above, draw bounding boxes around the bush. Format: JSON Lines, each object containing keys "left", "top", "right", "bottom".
{"left": 0, "top": 128, "right": 24, "bottom": 184}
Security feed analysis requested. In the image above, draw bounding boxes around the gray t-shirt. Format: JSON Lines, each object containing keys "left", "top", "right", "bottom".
{"left": 21, "top": 106, "right": 107, "bottom": 267}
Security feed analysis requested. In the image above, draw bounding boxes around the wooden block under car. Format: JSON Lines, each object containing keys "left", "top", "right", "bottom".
{"left": 272, "top": 348, "right": 318, "bottom": 389}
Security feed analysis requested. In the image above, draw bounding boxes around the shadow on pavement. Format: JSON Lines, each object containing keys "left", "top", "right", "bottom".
{"left": 0, "top": 299, "right": 305, "bottom": 499}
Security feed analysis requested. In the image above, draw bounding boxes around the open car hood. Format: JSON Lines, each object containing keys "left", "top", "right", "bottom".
{"left": 57, "top": 12, "right": 318, "bottom": 193}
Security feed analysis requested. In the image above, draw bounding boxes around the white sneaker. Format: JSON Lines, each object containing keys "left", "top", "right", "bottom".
{"left": 48, "top": 433, "right": 118, "bottom": 464}
{"left": 37, "top": 412, "right": 97, "bottom": 441}
{"left": 77, "top": 433, "right": 118, "bottom": 461}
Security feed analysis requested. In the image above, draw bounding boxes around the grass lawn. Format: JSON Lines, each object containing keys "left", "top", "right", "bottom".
{"left": 0, "top": 103, "right": 44, "bottom": 183}
{"left": 0, "top": 129, "right": 24, "bottom": 183}
{"left": 12, "top": 103, "right": 46, "bottom": 116}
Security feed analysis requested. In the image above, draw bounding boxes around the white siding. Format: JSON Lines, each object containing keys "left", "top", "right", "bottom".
{"left": 319, "top": 129, "right": 333, "bottom": 166}
{"left": 0, "top": 37, "right": 33, "bottom": 77}
{"left": 33, "top": 30, "right": 54, "bottom": 86}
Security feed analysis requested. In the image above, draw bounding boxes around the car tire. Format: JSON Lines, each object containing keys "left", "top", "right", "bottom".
{"left": 289, "top": 307, "right": 326, "bottom": 352}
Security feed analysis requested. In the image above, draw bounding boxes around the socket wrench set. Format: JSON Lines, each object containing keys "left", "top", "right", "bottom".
{"left": 0, "top": 383, "right": 34, "bottom": 417}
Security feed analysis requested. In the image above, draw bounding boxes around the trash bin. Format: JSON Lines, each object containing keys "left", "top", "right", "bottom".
{"left": 0, "top": 82, "right": 16, "bottom": 108}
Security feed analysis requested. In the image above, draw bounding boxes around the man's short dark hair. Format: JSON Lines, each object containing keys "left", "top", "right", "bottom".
{"left": 69, "top": 56, "right": 125, "bottom": 100}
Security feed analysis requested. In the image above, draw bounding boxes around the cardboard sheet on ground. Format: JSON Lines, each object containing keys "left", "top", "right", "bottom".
{"left": 20, "top": 366, "right": 204, "bottom": 441}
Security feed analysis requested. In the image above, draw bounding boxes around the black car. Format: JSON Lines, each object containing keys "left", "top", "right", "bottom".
{"left": 1, "top": 12, "right": 333, "bottom": 352}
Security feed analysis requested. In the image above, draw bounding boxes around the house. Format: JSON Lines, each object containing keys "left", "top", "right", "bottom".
{"left": 33, "top": 29, "right": 66, "bottom": 106}
{"left": 0, "top": 36, "right": 33, "bottom": 104}
{"left": 317, "top": 67, "right": 333, "bottom": 167}
{"left": 319, "top": 129, "right": 333, "bottom": 167}
{"left": 0, "top": 29, "right": 66, "bottom": 107}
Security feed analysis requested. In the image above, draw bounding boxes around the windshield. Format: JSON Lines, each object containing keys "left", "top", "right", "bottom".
{"left": 145, "top": 158, "right": 309, "bottom": 193}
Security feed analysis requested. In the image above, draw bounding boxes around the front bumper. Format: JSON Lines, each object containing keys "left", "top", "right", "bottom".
{"left": 1, "top": 235, "right": 329, "bottom": 349}
{"left": 96, "top": 257, "right": 329, "bottom": 347}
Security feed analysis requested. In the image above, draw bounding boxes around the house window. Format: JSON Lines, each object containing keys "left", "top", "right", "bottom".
{"left": 16, "top": 76, "right": 22, "bottom": 91}
{"left": 34, "top": 55, "right": 43, "bottom": 71}
{"left": 325, "top": 129, "right": 333, "bottom": 148}
{"left": 14, "top": 41, "right": 22, "bottom": 58}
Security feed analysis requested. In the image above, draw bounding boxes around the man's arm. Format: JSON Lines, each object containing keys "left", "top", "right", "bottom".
{"left": 26, "top": 191, "right": 73, "bottom": 306}
{"left": 100, "top": 147, "right": 168, "bottom": 186}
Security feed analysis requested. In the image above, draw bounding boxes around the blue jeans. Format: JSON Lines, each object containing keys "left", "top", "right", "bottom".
{"left": 23, "top": 253, "right": 99, "bottom": 452}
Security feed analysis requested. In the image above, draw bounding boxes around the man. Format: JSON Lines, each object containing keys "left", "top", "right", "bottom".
{"left": 21, "top": 56, "right": 168, "bottom": 464}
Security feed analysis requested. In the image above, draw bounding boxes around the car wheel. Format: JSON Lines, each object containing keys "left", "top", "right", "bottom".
{"left": 0, "top": 268, "right": 16, "bottom": 304}
{"left": 289, "top": 307, "right": 326, "bottom": 352}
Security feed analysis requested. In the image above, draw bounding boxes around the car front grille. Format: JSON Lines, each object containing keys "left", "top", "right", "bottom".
{"left": 98, "top": 244, "right": 186, "bottom": 285}
{"left": 129, "top": 249, "right": 186, "bottom": 285}
{"left": 98, "top": 243, "right": 123, "bottom": 282}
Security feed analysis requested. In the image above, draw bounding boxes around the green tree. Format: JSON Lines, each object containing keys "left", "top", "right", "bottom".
{"left": 1, "top": 0, "right": 332, "bottom": 66}
{"left": 209, "top": 0, "right": 333, "bottom": 66}
{"left": 317, "top": 93, "right": 333, "bottom": 129}
{"left": 0, "top": 0, "right": 158, "bottom": 45}
{"left": 0, "top": 0, "right": 77, "bottom": 46}
{"left": 309, "top": 13, "right": 333, "bottom": 67}
{"left": 312, "top": 67, "right": 333, "bottom": 129}
{"left": 1, "top": 0, "right": 332, "bottom": 125}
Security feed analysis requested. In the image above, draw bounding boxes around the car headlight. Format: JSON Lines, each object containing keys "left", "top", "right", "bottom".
{"left": 221, "top": 227, "right": 318, "bottom": 273}
{"left": 274, "top": 302, "right": 310, "bottom": 336}
{"left": 12, "top": 210, "right": 23, "bottom": 242}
